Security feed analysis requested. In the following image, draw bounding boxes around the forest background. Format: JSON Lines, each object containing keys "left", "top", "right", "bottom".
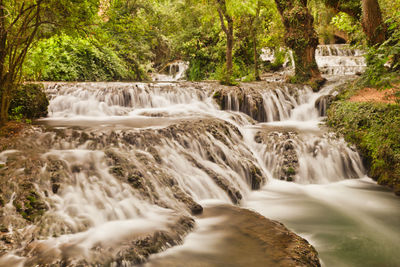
{"left": 0, "top": 0, "right": 400, "bottom": 124}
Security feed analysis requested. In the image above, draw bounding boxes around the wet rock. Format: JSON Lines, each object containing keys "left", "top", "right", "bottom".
{"left": 315, "top": 95, "right": 334, "bottom": 116}
{"left": 106, "top": 216, "right": 195, "bottom": 266}
{"left": 256, "top": 131, "right": 299, "bottom": 182}
{"left": 177, "top": 205, "right": 321, "bottom": 267}
{"left": 188, "top": 157, "right": 243, "bottom": 204}
{"left": 172, "top": 186, "right": 203, "bottom": 215}
{"left": 189, "top": 203, "right": 204, "bottom": 215}
{"left": 249, "top": 163, "right": 264, "bottom": 190}
{"left": 110, "top": 166, "right": 124, "bottom": 177}
{"left": 213, "top": 82, "right": 303, "bottom": 122}
{"left": 127, "top": 172, "right": 144, "bottom": 189}
{"left": 0, "top": 114, "right": 269, "bottom": 264}
{"left": 0, "top": 225, "right": 8, "bottom": 233}
{"left": 13, "top": 189, "right": 48, "bottom": 222}
{"left": 51, "top": 184, "right": 60, "bottom": 194}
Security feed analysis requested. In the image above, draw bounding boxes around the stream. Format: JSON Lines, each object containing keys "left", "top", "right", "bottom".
{"left": 0, "top": 45, "right": 399, "bottom": 267}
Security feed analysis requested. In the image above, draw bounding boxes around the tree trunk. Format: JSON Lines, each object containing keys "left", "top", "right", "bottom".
{"left": 252, "top": 28, "right": 260, "bottom": 81}
{"left": 217, "top": 0, "right": 234, "bottom": 82}
{"left": 0, "top": 81, "right": 11, "bottom": 125}
{"left": 362, "top": 0, "right": 386, "bottom": 45}
{"left": 274, "top": 0, "right": 325, "bottom": 89}
{"left": 226, "top": 20, "right": 234, "bottom": 76}
{"left": 0, "top": 1, "right": 7, "bottom": 125}
{"left": 0, "top": 93, "right": 7, "bottom": 125}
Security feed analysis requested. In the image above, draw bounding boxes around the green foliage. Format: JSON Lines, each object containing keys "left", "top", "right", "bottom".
{"left": 395, "top": 90, "right": 400, "bottom": 104}
{"left": 331, "top": 13, "right": 357, "bottom": 34}
{"left": 14, "top": 191, "right": 47, "bottom": 222}
{"left": 9, "top": 84, "right": 49, "bottom": 120}
{"left": 361, "top": 12, "right": 400, "bottom": 87}
{"left": 327, "top": 99, "right": 400, "bottom": 195}
{"left": 330, "top": 12, "right": 364, "bottom": 45}
{"left": 169, "top": 0, "right": 284, "bottom": 82}
{"left": 25, "top": 35, "right": 131, "bottom": 81}
{"left": 19, "top": 0, "right": 287, "bottom": 84}
{"left": 9, "top": 106, "right": 24, "bottom": 122}
{"left": 211, "top": 64, "right": 239, "bottom": 85}
{"left": 99, "top": 0, "right": 164, "bottom": 80}
{"left": 264, "top": 48, "right": 287, "bottom": 71}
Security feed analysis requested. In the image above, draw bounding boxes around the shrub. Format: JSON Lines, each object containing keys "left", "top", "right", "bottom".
{"left": 9, "top": 83, "right": 49, "bottom": 120}
{"left": 362, "top": 12, "right": 400, "bottom": 87}
{"left": 24, "top": 35, "right": 132, "bottom": 82}
{"left": 327, "top": 100, "right": 400, "bottom": 195}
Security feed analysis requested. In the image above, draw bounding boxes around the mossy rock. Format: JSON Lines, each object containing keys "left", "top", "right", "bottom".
{"left": 13, "top": 190, "right": 47, "bottom": 222}
{"left": 327, "top": 99, "right": 400, "bottom": 196}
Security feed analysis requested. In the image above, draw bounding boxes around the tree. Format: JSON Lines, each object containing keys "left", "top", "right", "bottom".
{"left": 216, "top": 0, "right": 234, "bottom": 83}
{"left": 0, "top": 0, "right": 99, "bottom": 124}
{"left": 322, "top": 0, "right": 386, "bottom": 45}
{"left": 274, "top": 0, "right": 325, "bottom": 88}
{"left": 0, "top": 1, "right": 45, "bottom": 124}
{"left": 236, "top": 0, "right": 280, "bottom": 81}
{"left": 247, "top": 0, "right": 264, "bottom": 81}
{"left": 361, "top": 0, "right": 386, "bottom": 45}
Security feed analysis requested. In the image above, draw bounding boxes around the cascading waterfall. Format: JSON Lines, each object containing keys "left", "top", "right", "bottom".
{"left": 0, "top": 44, "right": 399, "bottom": 267}
{"left": 152, "top": 61, "right": 189, "bottom": 82}
{"left": 261, "top": 44, "right": 366, "bottom": 76}
{"left": 316, "top": 44, "right": 366, "bottom": 75}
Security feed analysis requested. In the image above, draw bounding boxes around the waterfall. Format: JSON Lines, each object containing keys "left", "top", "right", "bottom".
{"left": 316, "top": 44, "right": 366, "bottom": 75}
{"left": 0, "top": 66, "right": 398, "bottom": 265}
{"left": 152, "top": 61, "right": 189, "bottom": 82}
{"left": 261, "top": 44, "right": 366, "bottom": 76}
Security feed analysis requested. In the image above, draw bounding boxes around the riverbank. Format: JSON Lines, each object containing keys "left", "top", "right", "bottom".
{"left": 326, "top": 80, "right": 400, "bottom": 195}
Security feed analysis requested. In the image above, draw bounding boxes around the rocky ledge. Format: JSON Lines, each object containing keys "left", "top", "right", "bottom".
{"left": 212, "top": 82, "right": 308, "bottom": 122}
{"left": 146, "top": 205, "right": 321, "bottom": 267}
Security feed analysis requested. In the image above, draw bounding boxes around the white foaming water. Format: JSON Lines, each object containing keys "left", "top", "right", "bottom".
{"left": 37, "top": 150, "right": 172, "bottom": 263}
{"left": 152, "top": 61, "right": 189, "bottom": 82}
{"left": 1, "top": 59, "right": 398, "bottom": 266}
{"left": 43, "top": 150, "right": 165, "bottom": 231}
{"left": 45, "top": 82, "right": 210, "bottom": 119}
{"left": 316, "top": 45, "right": 366, "bottom": 75}
{"left": 0, "top": 150, "right": 19, "bottom": 165}
{"left": 261, "top": 86, "right": 304, "bottom": 122}
{"left": 261, "top": 44, "right": 366, "bottom": 75}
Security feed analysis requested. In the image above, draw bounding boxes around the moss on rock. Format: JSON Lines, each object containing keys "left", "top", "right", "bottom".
{"left": 327, "top": 100, "right": 400, "bottom": 196}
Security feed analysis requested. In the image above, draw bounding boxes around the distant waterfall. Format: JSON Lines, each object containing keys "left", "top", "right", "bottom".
{"left": 153, "top": 61, "right": 189, "bottom": 81}
{"left": 261, "top": 44, "right": 366, "bottom": 75}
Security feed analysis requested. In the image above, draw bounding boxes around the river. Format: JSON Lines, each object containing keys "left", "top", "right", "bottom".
{"left": 0, "top": 45, "right": 399, "bottom": 267}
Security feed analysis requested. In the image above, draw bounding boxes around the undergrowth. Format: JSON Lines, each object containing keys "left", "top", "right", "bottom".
{"left": 327, "top": 91, "right": 400, "bottom": 195}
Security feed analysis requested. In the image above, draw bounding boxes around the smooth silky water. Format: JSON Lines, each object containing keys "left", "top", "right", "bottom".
{"left": 0, "top": 45, "right": 399, "bottom": 266}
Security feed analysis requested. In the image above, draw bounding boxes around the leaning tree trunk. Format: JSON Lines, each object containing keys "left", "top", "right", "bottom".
{"left": 361, "top": 0, "right": 386, "bottom": 45}
{"left": 274, "top": 0, "right": 325, "bottom": 89}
